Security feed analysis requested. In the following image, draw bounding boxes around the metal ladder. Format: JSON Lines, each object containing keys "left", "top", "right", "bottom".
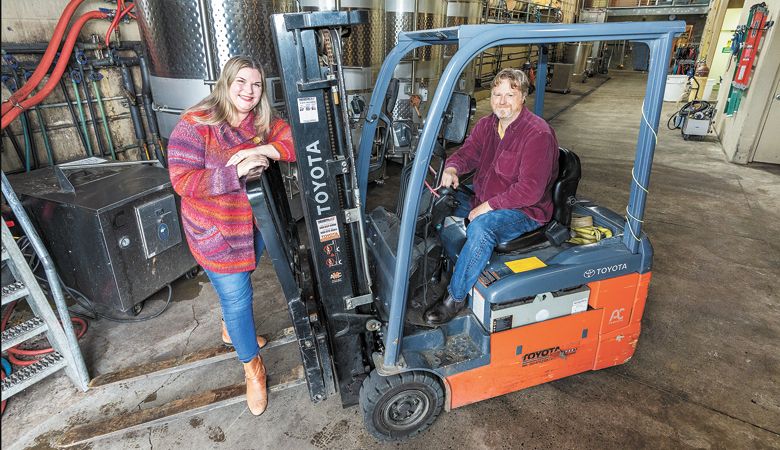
{"left": 1, "top": 171, "right": 89, "bottom": 401}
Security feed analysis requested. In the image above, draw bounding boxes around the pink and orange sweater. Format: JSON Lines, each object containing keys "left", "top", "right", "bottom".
{"left": 167, "top": 111, "right": 295, "bottom": 273}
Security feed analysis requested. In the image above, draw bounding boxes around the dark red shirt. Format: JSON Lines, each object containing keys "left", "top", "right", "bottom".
{"left": 445, "top": 106, "right": 559, "bottom": 224}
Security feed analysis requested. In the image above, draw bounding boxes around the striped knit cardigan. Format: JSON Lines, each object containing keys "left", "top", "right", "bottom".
{"left": 167, "top": 111, "right": 295, "bottom": 273}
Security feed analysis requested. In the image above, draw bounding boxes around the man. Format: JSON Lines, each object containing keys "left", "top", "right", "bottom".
{"left": 424, "top": 68, "right": 559, "bottom": 325}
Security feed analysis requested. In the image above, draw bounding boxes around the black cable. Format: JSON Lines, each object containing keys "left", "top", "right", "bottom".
{"left": 91, "top": 285, "right": 173, "bottom": 323}
{"left": 17, "top": 236, "right": 174, "bottom": 323}
{"left": 668, "top": 100, "right": 712, "bottom": 130}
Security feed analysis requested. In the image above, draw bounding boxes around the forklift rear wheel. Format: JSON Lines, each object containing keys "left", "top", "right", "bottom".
{"left": 359, "top": 370, "right": 444, "bottom": 441}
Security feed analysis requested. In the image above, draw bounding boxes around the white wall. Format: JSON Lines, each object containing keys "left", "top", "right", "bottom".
{"left": 714, "top": 0, "right": 780, "bottom": 164}
{"left": 709, "top": 9, "right": 743, "bottom": 81}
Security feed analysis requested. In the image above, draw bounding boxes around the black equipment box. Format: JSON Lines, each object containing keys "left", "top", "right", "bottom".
{"left": 9, "top": 163, "right": 196, "bottom": 316}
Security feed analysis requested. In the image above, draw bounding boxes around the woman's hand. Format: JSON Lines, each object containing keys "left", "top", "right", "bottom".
{"left": 234, "top": 153, "right": 269, "bottom": 178}
{"left": 226, "top": 144, "right": 281, "bottom": 167}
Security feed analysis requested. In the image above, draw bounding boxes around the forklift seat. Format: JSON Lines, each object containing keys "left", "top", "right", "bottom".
{"left": 494, "top": 147, "right": 581, "bottom": 253}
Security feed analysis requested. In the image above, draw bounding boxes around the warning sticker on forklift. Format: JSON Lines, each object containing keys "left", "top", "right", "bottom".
{"left": 505, "top": 256, "right": 547, "bottom": 273}
{"left": 571, "top": 297, "right": 588, "bottom": 314}
{"left": 316, "top": 216, "right": 340, "bottom": 242}
{"left": 297, "top": 97, "right": 319, "bottom": 123}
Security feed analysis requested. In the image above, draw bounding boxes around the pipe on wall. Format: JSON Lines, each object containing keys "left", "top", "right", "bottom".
{"left": 0, "top": 0, "right": 87, "bottom": 116}
{"left": 76, "top": 52, "right": 107, "bottom": 157}
{"left": 1, "top": 10, "right": 109, "bottom": 130}
{"left": 119, "top": 63, "right": 149, "bottom": 160}
{"left": 137, "top": 53, "right": 165, "bottom": 165}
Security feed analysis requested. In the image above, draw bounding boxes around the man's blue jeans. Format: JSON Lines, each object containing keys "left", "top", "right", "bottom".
{"left": 449, "top": 189, "right": 541, "bottom": 301}
{"left": 203, "top": 231, "right": 265, "bottom": 363}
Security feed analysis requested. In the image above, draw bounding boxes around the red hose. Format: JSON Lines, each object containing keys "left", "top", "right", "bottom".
{"left": 1, "top": 301, "right": 88, "bottom": 367}
{"left": 0, "top": 0, "right": 86, "bottom": 117}
{"left": 1, "top": 10, "right": 108, "bottom": 130}
{"left": 105, "top": 0, "right": 136, "bottom": 46}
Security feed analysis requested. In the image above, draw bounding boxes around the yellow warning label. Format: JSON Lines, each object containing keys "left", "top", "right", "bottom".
{"left": 505, "top": 256, "right": 547, "bottom": 273}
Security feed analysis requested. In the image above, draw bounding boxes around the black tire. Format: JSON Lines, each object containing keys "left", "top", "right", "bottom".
{"left": 359, "top": 370, "right": 444, "bottom": 441}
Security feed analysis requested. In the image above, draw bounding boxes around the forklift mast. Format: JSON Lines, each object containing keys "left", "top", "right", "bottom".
{"left": 268, "top": 11, "right": 374, "bottom": 406}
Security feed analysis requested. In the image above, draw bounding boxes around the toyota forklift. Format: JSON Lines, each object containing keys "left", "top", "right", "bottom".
{"left": 250, "top": 11, "right": 684, "bottom": 440}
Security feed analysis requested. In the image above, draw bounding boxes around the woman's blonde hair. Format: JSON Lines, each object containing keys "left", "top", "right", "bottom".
{"left": 186, "top": 56, "right": 275, "bottom": 138}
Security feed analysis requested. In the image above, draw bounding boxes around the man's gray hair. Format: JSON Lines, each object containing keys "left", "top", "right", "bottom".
{"left": 491, "top": 68, "right": 530, "bottom": 96}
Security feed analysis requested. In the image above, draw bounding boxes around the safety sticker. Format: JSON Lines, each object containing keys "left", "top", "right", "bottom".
{"left": 316, "top": 216, "right": 340, "bottom": 242}
{"left": 571, "top": 297, "right": 588, "bottom": 314}
{"left": 505, "top": 256, "right": 547, "bottom": 273}
{"left": 297, "top": 97, "right": 319, "bottom": 123}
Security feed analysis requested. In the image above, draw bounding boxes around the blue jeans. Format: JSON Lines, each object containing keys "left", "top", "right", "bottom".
{"left": 449, "top": 190, "right": 541, "bottom": 301}
{"left": 203, "top": 231, "right": 265, "bottom": 363}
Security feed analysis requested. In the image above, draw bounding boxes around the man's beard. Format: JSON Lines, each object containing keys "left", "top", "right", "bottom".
{"left": 494, "top": 107, "right": 512, "bottom": 119}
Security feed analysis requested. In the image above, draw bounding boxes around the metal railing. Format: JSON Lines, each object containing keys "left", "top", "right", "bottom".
{"left": 596, "top": 0, "right": 710, "bottom": 8}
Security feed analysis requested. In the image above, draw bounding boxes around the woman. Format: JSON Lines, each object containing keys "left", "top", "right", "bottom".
{"left": 167, "top": 56, "right": 295, "bottom": 416}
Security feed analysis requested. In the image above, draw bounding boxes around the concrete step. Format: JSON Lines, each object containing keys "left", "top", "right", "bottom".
{"left": 1, "top": 316, "right": 48, "bottom": 351}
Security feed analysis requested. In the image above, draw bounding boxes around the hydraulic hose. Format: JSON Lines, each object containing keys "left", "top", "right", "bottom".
{"left": 1, "top": 0, "right": 86, "bottom": 116}
{"left": 120, "top": 63, "right": 149, "bottom": 159}
{"left": 23, "top": 70, "right": 55, "bottom": 165}
{"left": 78, "top": 61, "right": 107, "bottom": 157}
{"left": 7, "top": 68, "right": 39, "bottom": 170}
{"left": 0, "top": 301, "right": 88, "bottom": 367}
{"left": 138, "top": 53, "right": 164, "bottom": 165}
{"left": 71, "top": 75, "right": 94, "bottom": 156}
{"left": 91, "top": 73, "right": 117, "bottom": 159}
{"left": 19, "top": 111, "right": 34, "bottom": 172}
{"left": 2, "top": 129, "right": 26, "bottom": 167}
{"left": 32, "top": 98, "right": 55, "bottom": 165}
{"left": 59, "top": 78, "right": 90, "bottom": 154}
{"left": 1, "top": 10, "right": 109, "bottom": 130}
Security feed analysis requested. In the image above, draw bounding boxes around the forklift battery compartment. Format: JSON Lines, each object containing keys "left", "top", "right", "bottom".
{"left": 472, "top": 286, "right": 590, "bottom": 332}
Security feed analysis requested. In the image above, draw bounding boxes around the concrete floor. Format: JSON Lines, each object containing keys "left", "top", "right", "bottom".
{"left": 3, "top": 71, "right": 779, "bottom": 450}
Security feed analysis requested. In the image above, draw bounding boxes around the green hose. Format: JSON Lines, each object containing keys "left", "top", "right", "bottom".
{"left": 32, "top": 104, "right": 54, "bottom": 166}
{"left": 19, "top": 114, "right": 32, "bottom": 172}
{"left": 92, "top": 79, "right": 116, "bottom": 159}
{"left": 71, "top": 78, "right": 93, "bottom": 156}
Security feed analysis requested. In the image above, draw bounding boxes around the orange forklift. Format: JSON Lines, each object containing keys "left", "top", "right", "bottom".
{"left": 252, "top": 11, "right": 684, "bottom": 440}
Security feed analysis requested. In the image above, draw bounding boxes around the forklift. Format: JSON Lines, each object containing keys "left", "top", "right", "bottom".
{"left": 249, "top": 11, "right": 684, "bottom": 440}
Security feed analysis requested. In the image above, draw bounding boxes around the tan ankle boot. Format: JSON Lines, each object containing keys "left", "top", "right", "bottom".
{"left": 243, "top": 355, "right": 268, "bottom": 415}
{"left": 221, "top": 321, "right": 267, "bottom": 349}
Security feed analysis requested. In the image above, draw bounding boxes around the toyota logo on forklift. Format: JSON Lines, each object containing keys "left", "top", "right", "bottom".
{"left": 584, "top": 263, "right": 628, "bottom": 278}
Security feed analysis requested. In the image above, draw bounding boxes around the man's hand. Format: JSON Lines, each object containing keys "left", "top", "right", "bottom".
{"left": 440, "top": 167, "right": 459, "bottom": 189}
{"left": 468, "top": 201, "right": 493, "bottom": 222}
{"left": 234, "top": 154, "right": 269, "bottom": 178}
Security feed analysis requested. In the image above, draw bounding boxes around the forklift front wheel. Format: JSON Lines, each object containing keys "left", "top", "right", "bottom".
{"left": 359, "top": 370, "right": 444, "bottom": 441}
